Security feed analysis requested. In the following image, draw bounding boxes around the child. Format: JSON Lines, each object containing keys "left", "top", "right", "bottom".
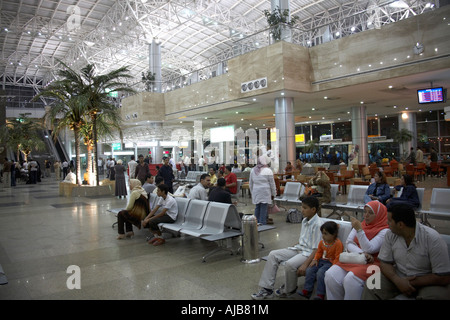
{"left": 251, "top": 196, "right": 322, "bottom": 300}
{"left": 299, "top": 221, "right": 343, "bottom": 300}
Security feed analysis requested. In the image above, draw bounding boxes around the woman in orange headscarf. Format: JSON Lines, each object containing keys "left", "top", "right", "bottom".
{"left": 324, "top": 201, "right": 389, "bottom": 300}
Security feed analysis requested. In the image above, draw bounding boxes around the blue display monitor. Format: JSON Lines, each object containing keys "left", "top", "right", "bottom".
{"left": 417, "top": 87, "right": 446, "bottom": 104}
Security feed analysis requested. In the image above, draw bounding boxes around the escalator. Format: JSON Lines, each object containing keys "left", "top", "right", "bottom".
{"left": 47, "top": 130, "right": 68, "bottom": 162}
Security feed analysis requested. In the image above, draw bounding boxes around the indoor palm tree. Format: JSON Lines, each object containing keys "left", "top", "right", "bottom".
{"left": 1, "top": 114, "right": 45, "bottom": 161}
{"left": 392, "top": 128, "right": 413, "bottom": 160}
{"left": 77, "top": 64, "right": 135, "bottom": 186}
{"left": 80, "top": 108, "right": 123, "bottom": 185}
{"left": 35, "top": 81, "right": 87, "bottom": 185}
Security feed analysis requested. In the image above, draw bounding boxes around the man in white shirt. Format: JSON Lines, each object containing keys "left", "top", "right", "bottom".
{"left": 142, "top": 174, "right": 156, "bottom": 194}
{"left": 416, "top": 146, "right": 424, "bottom": 163}
{"left": 29, "top": 158, "right": 38, "bottom": 184}
{"left": 106, "top": 158, "right": 111, "bottom": 178}
{"left": 127, "top": 155, "right": 138, "bottom": 182}
{"left": 184, "top": 155, "right": 191, "bottom": 173}
{"left": 198, "top": 155, "right": 205, "bottom": 171}
{"left": 143, "top": 184, "right": 178, "bottom": 246}
{"left": 252, "top": 196, "right": 322, "bottom": 300}
{"left": 169, "top": 157, "right": 177, "bottom": 170}
{"left": 62, "top": 160, "right": 69, "bottom": 179}
{"left": 187, "top": 174, "right": 211, "bottom": 200}
{"left": 363, "top": 203, "right": 450, "bottom": 300}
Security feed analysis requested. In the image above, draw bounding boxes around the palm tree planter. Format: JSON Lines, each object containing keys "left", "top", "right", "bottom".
{"left": 263, "top": 6, "right": 299, "bottom": 42}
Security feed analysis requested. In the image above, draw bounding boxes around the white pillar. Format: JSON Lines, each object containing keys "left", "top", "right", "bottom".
{"left": 149, "top": 39, "right": 161, "bottom": 92}
{"left": 398, "top": 112, "right": 417, "bottom": 158}
{"left": 351, "top": 106, "right": 369, "bottom": 166}
{"left": 275, "top": 97, "right": 295, "bottom": 173}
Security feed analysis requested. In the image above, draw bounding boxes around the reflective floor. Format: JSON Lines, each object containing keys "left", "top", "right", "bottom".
{"left": 0, "top": 173, "right": 449, "bottom": 300}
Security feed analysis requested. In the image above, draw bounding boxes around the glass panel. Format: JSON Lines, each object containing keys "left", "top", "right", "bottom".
{"left": 295, "top": 125, "right": 311, "bottom": 142}
{"left": 439, "top": 120, "right": 450, "bottom": 136}
{"left": 380, "top": 116, "right": 398, "bottom": 138}
{"left": 312, "top": 123, "right": 331, "bottom": 140}
{"left": 416, "top": 110, "right": 438, "bottom": 122}
{"left": 417, "top": 122, "right": 438, "bottom": 138}
{"left": 332, "top": 121, "right": 352, "bottom": 141}
{"left": 367, "top": 118, "right": 379, "bottom": 136}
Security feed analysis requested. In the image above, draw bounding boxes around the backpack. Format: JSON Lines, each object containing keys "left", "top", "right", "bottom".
{"left": 286, "top": 208, "right": 303, "bottom": 223}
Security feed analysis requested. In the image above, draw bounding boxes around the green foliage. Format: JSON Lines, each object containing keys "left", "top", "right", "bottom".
{"left": 263, "top": 6, "right": 299, "bottom": 41}
{"left": 142, "top": 71, "right": 156, "bottom": 91}
{"left": 34, "top": 59, "right": 134, "bottom": 185}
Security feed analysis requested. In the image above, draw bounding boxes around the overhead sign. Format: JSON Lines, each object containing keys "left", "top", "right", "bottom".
{"left": 112, "top": 142, "right": 122, "bottom": 151}
{"left": 295, "top": 134, "right": 305, "bottom": 144}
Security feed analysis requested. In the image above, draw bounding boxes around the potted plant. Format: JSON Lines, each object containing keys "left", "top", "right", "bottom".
{"left": 142, "top": 71, "right": 156, "bottom": 91}
{"left": 263, "top": 6, "right": 299, "bottom": 42}
{"left": 392, "top": 128, "right": 413, "bottom": 160}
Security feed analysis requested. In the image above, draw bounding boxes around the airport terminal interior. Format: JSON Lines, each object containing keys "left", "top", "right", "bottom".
{"left": 1, "top": 0, "right": 450, "bottom": 301}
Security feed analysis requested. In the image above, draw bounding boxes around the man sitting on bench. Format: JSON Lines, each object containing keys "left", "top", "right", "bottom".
{"left": 142, "top": 184, "right": 178, "bottom": 246}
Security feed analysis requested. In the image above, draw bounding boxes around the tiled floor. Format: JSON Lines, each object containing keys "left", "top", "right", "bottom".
{"left": 0, "top": 174, "right": 448, "bottom": 300}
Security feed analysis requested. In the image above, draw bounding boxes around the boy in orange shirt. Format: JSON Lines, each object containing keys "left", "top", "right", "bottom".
{"left": 299, "top": 221, "right": 343, "bottom": 300}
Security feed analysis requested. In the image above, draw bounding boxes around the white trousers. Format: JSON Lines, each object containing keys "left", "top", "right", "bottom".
{"left": 324, "top": 264, "right": 365, "bottom": 300}
{"left": 259, "top": 248, "right": 308, "bottom": 293}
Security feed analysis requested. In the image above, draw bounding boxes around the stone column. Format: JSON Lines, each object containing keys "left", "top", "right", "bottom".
{"left": 149, "top": 122, "right": 163, "bottom": 163}
{"left": 398, "top": 112, "right": 417, "bottom": 158}
{"left": 149, "top": 39, "right": 161, "bottom": 92}
{"left": 274, "top": 97, "right": 295, "bottom": 173}
{"left": 351, "top": 106, "right": 368, "bottom": 166}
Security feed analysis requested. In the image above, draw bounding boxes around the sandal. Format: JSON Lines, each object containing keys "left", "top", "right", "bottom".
{"left": 117, "top": 234, "right": 126, "bottom": 240}
{"left": 152, "top": 238, "right": 165, "bottom": 246}
{"left": 126, "top": 232, "right": 134, "bottom": 238}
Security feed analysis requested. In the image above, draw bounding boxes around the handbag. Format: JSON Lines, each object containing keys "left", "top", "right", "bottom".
{"left": 268, "top": 204, "right": 280, "bottom": 214}
{"left": 286, "top": 208, "right": 303, "bottom": 223}
{"left": 339, "top": 252, "right": 367, "bottom": 265}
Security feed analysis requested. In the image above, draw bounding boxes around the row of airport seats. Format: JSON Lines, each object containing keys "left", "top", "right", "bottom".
{"left": 276, "top": 182, "right": 429, "bottom": 220}
{"left": 149, "top": 194, "right": 275, "bottom": 261}
{"left": 273, "top": 182, "right": 450, "bottom": 254}
{"left": 275, "top": 182, "right": 450, "bottom": 230}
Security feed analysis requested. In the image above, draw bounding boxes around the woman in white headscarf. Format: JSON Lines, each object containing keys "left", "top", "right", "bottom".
{"left": 116, "top": 179, "right": 149, "bottom": 239}
{"left": 249, "top": 155, "right": 277, "bottom": 225}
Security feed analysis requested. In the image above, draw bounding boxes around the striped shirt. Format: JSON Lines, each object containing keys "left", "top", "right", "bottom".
{"left": 296, "top": 214, "right": 322, "bottom": 257}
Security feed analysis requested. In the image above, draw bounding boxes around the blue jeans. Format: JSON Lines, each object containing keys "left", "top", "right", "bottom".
{"left": 304, "top": 259, "right": 332, "bottom": 295}
{"left": 254, "top": 203, "right": 268, "bottom": 224}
